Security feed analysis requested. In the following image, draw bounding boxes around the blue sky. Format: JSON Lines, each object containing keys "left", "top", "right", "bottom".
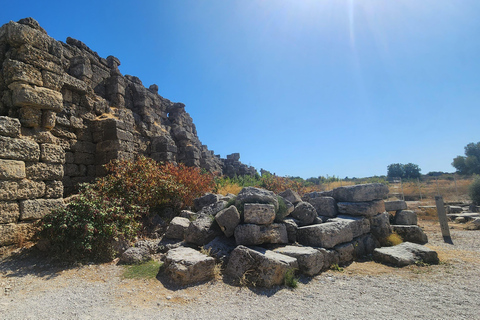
{"left": 2, "top": 0, "right": 479, "bottom": 179}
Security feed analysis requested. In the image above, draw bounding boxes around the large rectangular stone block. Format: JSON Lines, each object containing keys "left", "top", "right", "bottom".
{"left": 244, "top": 203, "right": 275, "bottom": 225}
{"left": 19, "top": 198, "right": 65, "bottom": 220}
{"left": 332, "top": 183, "right": 389, "bottom": 202}
{"left": 12, "top": 44, "right": 64, "bottom": 74}
{"left": 0, "top": 116, "right": 21, "bottom": 137}
{"left": 297, "top": 222, "right": 353, "bottom": 249}
{"left": 9, "top": 82, "right": 63, "bottom": 112}
{"left": 25, "top": 162, "right": 63, "bottom": 180}
{"left": 234, "top": 223, "right": 288, "bottom": 246}
{"left": 0, "top": 179, "right": 45, "bottom": 201}
{"left": 384, "top": 200, "right": 408, "bottom": 212}
{"left": 337, "top": 200, "right": 385, "bottom": 217}
{"left": 0, "top": 222, "right": 35, "bottom": 246}
{"left": 0, "top": 201, "right": 20, "bottom": 223}
{"left": 44, "top": 180, "right": 63, "bottom": 199}
{"left": 4, "top": 21, "right": 50, "bottom": 50}
{"left": 2, "top": 59, "right": 43, "bottom": 86}
{"left": 0, "top": 159, "right": 26, "bottom": 179}
{"left": 0, "top": 136, "right": 40, "bottom": 161}
{"left": 304, "top": 196, "right": 337, "bottom": 218}
{"left": 40, "top": 143, "right": 65, "bottom": 164}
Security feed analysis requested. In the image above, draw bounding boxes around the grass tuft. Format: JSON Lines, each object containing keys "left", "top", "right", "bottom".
{"left": 123, "top": 260, "right": 163, "bottom": 279}
{"left": 284, "top": 268, "right": 298, "bottom": 288}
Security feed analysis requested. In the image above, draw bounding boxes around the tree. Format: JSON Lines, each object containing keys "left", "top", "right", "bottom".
{"left": 452, "top": 142, "right": 480, "bottom": 175}
{"left": 387, "top": 163, "right": 421, "bottom": 180}
{"left": 403, "top": 163, "right": 421, "bottom": 179}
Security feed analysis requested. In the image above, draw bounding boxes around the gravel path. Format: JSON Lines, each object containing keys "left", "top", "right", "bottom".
{"left": 1, "top": 220, "right": 480, "bottom": 320}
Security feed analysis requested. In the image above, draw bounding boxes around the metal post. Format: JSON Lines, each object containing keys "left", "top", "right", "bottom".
{"left": 435, "top": 195, "right": 453, "bottom": 244}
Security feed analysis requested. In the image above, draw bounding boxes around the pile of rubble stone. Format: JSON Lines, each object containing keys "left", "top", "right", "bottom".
{"left": 120, "top": 183, "right": 439, "bottom": 287}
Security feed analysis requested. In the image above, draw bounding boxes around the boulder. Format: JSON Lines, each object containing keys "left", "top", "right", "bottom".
{"left": 332, "top": 183, "right": 389, "bottom": 202}
{"left": 163, "top": 247, "right": 216, "bottom": 285}
{"left": 291, "top": 201, "right": 317, "bottom": 226}
{"left": 203, "top": 235, "right": 237, "bottom": 263}
{"left": 244, "top": 203, "right": 275, "bottom": 225}
{"left": 273, "top": 245, "right": 324, "bottom": 276}
{"left": 283, "top": 218, "right": 298, "bottom": 243}
{"left": 196, "top": 200, "right": 227, "bottom": 216}
{"left": 194, "top": 193, "right": 220, "bottom": 212}
{"left": 352, "top": 234, "right": 380, "bottom": 258}
{"left": 393, "top": 210, "right": 418, "bottom": 225}
{"left": 164, "top": 217, "right": 191, "bottom": 240}
{"left": 304, "top": 196, "right": 337, "bottom": 218}
{"left": 297, "top": 220, "right": 352, "bottom": 249}
{"left": 224, "top": 245, "right": 298, "bottom": 287}
{"left": 334, "top": 242, "right": 354, "bottom": 266}
{"left": 120, "top": 247, "right": 151, "bottom": 264}
{"left": 134, "top": 240, "right": 159, "bottom": 254}
{"left": 384, "top": 200, "right": 407, "bottom": 212}
{"left": 392, "top": 225, "right": 428, "bottom": 244}
{"left": 370, "top": 212, "right": 392, "bottom": 240}
{"left": 234, "top": 223, "right": 288, "bottom": 246}
{"left": 337, "top": 200, "right": 385, "bottom": 218}
{"left": 185, "top": 215, "right": 220, "bottom": 246}
{"left": 235, "top": 187, "right": 279, "bottom": 211}
{"left": 373, "top": 242, "right": 439, "bottom": 267}
{"left": 318, "top": 248, "right": 339, "bottom": 270}
{"left": 278, "top": 189, "right": 302, "bottom": 205}
{"left": 179, "top": 210, "right": 197, "bottom": 220}
{"left": 215, "top": 205, "right": 240, "bottom": 237}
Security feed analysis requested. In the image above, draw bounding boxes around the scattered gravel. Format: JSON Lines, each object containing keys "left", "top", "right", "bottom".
{"left": 1, "top": 220, "right": 479, "bottom": 320}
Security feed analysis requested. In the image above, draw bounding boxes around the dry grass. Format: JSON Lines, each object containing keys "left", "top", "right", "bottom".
{"left": 398, "top": 177, "right": 472, "bottom": 202}
{"left": 217, "top": 183, "right": 242, "bottom": 196}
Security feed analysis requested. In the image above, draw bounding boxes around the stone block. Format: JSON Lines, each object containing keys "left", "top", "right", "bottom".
{"left": 19, "top": 198, "right": 65, "bottom": 220}
{"left": 0, "top": 201, "right": 20, "bottom": 223}
{"left": 40, "top": 143, "right": 65, "bottom": 164}
{"left": 42, "top": 110, "right": 56, "bottom": 129}
{"left": 337, "top": 200, "right": 385, "bottom": 217}
{"left": 0, "top": 159, "right": 25, "bottom": 179}
{"left": 235, "top": 187, "right": 279, "bottom": 211}
{"left": 185, "top": 215, "right": 220, "bottom": 246}
{"left": 2, "top": 59, "right": 43, "bottom": 86}
{"left": 329, "top": 215, "right": 371, "bottom": 238}
{"left": 384, "top": 200, "right": 408, "bottom": 212}
{"left": 41, "top": 70, "right": 63, "bottom": 91}
{"left": 0, "top": 116, "right": 21, "bottom": 137}
{"left": 9, "top": 82, "right": 63, "bottom": 112}
{"left": 304, "top": 196, "right": 337, "bottom": 218}
{"left": 215, "top": 205, "right": 240, "bottom": 237}
{"left": 71, "top": 140, "right": 96, "bottom": 154}
{"left": 234, "top": 223, "right": 288, "bottom": 246}
{"left": 0, "top": 180, "right": 45, "bottom": 201}
{"left": 193, "top": 193, "right": 220, "bottom": 212}
{"left": 62, "top": 74, "right": 87, "bottom": 93}
{"left": 283, "top": 218, "right": 298, "bottom": 243}
{"left": 4, "top": 21, "right": 50, "bottom": 51}
{"left": 291, "top": 201, "right": 317, "bottom": 226}
{"left": 273, "top": 245, "right": 324, "bottom": 276}
{"left": 352, "top": 234, "right": 380, "bottom": 258}
{"left": 44, "top": 180, "right": 63, "bottom": 198}
{"left": 332, "top": 183, "right": 389, "bottom": 202}
{"left": 0, "top": 222, "right": 35, "bottom": 246}
{"left": 164, "top": 247, "right": 216, "bottom": 285}
{"left": 334, "top": 242, "right": 355, "bottom": 265}
{"left": 278, "top": 189, "right": 302, "bottom": 205}
{"left": 74, "top": 152, "right": 95, "bottom": 165}
{"left": 0, "top": 136, "right": 40, "bottom": 161}
{"left": 373, "top": 242, "right": 439, "bottom": 267}
{"left": 393, "top": 210, "right": 418, "bottom": 225}
{"left": 370, "top": 212, "right": 392, "bottom": 240}
{"left": 19, "top": 106, "right": 42, "bottom": 127}
{"left": 120, "top": 247, "right": 151, "bottom": 264}
{"left": 96, "top": 140, "right": 135, "bottom": 153}
{"left": 25, "top": 162, "right": 63, "bottom": 180}
{"left": 392, "top": 225, "right": 428, "bottom": 244}
{"left": 164, "top": 217, "right": 190, "bottom": 240}
{"left": 244, "top": 203, "right": 276, "bottom": 225}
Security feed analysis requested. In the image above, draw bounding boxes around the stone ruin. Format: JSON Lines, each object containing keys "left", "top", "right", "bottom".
{"left": 122, "top": 184, "right": 438, "bottom": 287}
{"left": 0, "top": 18, "right": 255, "bottom": 246}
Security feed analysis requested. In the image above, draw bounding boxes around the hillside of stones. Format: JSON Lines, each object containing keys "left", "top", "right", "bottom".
{"left": 121, "top": 183, "right": 439, "bottom": 287}
{"left": 0, "top": 17, "right": 254, "bottom": 247}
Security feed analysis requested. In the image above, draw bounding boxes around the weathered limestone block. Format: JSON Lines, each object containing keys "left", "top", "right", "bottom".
{"left": 40, "top": 143, "right": 65, "bottom": 164}
{"left": 96, "top": 140, "right": 135, "bottom": 153}
{"left": 304, "top": 196, "right": 337, "bottom": 218}
{"left": 244, "top": 203, "right": 275, "bottom": 225}
{"left": 164, "top": 247, "right": 216, "bottom": 285}
{"left": 278, "top": 189, "right": 302, "bottom": 205}
{"left": 334, "top": 242, "right": 355, "bottom": 265}
{"left": 0, "top": 222, "right": 35, "bottom": 246}
{"left": 283, "top": 218, "right": 298, "bottom": 243}
{"left": 42, "top": 110, "right": 56, "bottom": 129}
{"left": 41, "top": 70, "right": 63, "bottom": 91}
{"left": 0, "top": 116, "right": 21, "bottom": 137}
{"left": 291, "top": 201, "right": 317, "bottom": 226}
{"left": 318, "top": 248, "right": 339, "bottom": 270}
{"left": 185, "top": 215, "right": 220, "bottom": 246}
{"left": 19, "top": 198, "right": 64, "bottom": 220}
{"left": 352, "top": 234, "right": 380, "bottom": 258}
{"left": 0, "top": 201, "right": 20, "bottom": 223}
{"left": 193, "top": 193, "right": 220, "bottom": 212}
{"left": 25, "top": 162, "right": 63, "bottom": 180}
{"left": 3, "top": 21, "right": 50, "bottom": 51}
{"left": 9, "top": 82, "right": 63, "bottom": 112}
{"left": 393, "top": 210, "right": 418, "bottom": 225}
{"left": 19, "top": 106, "right": 42, "bottom": 127}
{"left": 234, "top": 223, "right": 288, "bottom": 246}
{"left": 2, "top": 59, "right": 43, "bottom": 86}
{"left": 62, "top": 74, "right": 88, "bottom": 93}
{"left": 373, "top": 242, "right": 439, "bottom": 267}
{"left": 225, "top": 245, "right": 298, "bottom": 287}
{"left": 384, "top": 200, "right": 408, "bottom": 212}
{"left": 204, "top": 235, "right": 237, "bottom": 262}
{"left": 236, "top": 187, "right": 279, "bottom": 211}
{"left": 12, "top": 44, "right": 63, "bottom": 74}
{"left": 329, "top": 215, "right": 371, "bottom": 238}
{"left": 0, "top": 159, "right": 25, "bottom": 179}
{"left": 370, "top": 212, "right": 392, "bottom": 240}
{"left": 164, "top": 217, "right": 190, "bottom": 240}
{"left": 215, "top": 205, "right": 240, "bottom": 237}
{"left": 44, "top": 180, "right": 63, "bottom": 198}
{"left": 0, "top": 180, "right": 45, "bottom": 200}
{"left": 120, "top": 247, "right": 151, "bottom": 264}
{"left": 74, "top": 152, "right": 95, "bottom": 165}
{"left": 69, "top": 55, "right": 93, "bottom": 80}
{"left": 332, "top": 183, "right": 389, "bottom": 202}
{"left": 392, "top": 225, "right": 428, "bottom": 244}
{"left": 273, "top": 245, "right": 324, "bottom": 276}
{"left": 337, "top": 200, "right": 385, "bottom": 217}
{"left": 197, "top": 200, "right": 227, "bottom": 216}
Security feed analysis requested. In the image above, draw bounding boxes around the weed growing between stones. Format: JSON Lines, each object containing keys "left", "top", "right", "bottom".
{"left": 381, "top": 232, "right": 403, "bottom": 247}
{"left": 330, "top": 264, "right": 344, "bottom": 272}
{"left": 284, "top": 268, "right": 298, "bottom": 288}
{"left": 123, "top": 260, "right": 163, "bottom": 279}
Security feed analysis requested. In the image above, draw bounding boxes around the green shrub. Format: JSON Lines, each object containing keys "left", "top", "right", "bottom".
{"left": 468, "top": 176, "right": 480, "bottom": 205}
{"left": 284, "top": 268, "right": 298, "bottom": 288}
{"left": 39, "top": 184, "right": 146, "bottom": 261}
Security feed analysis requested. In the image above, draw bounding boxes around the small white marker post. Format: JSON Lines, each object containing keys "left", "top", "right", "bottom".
{"left": 435, "top": 195, "right": 453, "bottom": 244}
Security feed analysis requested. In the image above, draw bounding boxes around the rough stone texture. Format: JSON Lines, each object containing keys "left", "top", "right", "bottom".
{"left": 120, "top": 246, "right": 151, "bottom": 264}
{"left": 236, "top": 187, "right": 279, "bottom": 211}
{"left": 334, "top": 242, "right": 355, "bottom": 266}
{"left": 0, "top": 159, "right": 25, "bottom": 179}
{"left": 329, "top": 215, "right": 371, "bottom": 238}
{"left": 193, "top": 193, "right": 220, "bottom": 212}
{"left": 0, "top": 180, "right": 45, "bottom": 200}
{"left": 373, "top": 242, "right": 439, "bottom": 267}
{"left": 244, "top": 203, "right": 275, "bottom": 225}
{"left": 393, "top": 210, "right": 418, "bottom": 225}
{"left": 304, "top": 196, "right": 337, "bottom": 218}
{"left": 392, "top": 225, "right": 428, "bottom": 245}
{"left": 25, "top": 162, "right": 63, "bottom": 180}
{"left": 337, "top": 200, "right": 385, "bottom": 218}
{"left": 225, "top": 245, "right": 298, "bottom": 287}
{"left": 278, "top": 189, "right": 302, "bottom": 205}
{"left": 44, "top": 180, "right": 63, "bottom": 198}
{"left": 164, "top": 247, "right": 215, "bottom": 285}
{"left": 0, "top": 136, "right": 40, "bottom": 161}
{"left": 184, "top": 215, "right": 220, "bottom": 246}
{"left": 203, "top": 235, "right": 237, "bottom": 262}
{"left": 9, "top": 82, "right": 63, "bottom": 111}
{"left": 370, "top": 212, "right": 392, "bottom": 240}
{"left": 215, "top": 205, "right": 240, "bottom": 237}
{"left": 384, "top": 200, "right": 408, "bottom": 212}
{"left": 196, "top": 200, "right": 227, "bottom": 217}
{"left": 40, "top": 143, "right": 65, "bottom": 164}
{"left": 0, "top": 222, "right": 35, "bottom": 246}
{"left": 234, "top": 223, "right": 288, "bottom": 246}
{"left": 0, "top": 201, "right": 20, "bottom": 223}
{"left": 352, "top": 234, "right": 380, "bottom": 258}
{"left": 164, "top": 217, "right": 191, "bottom": 240}
{"left": 291, "top": 201, "right": 317, "bottom": 226}
{"left": 19, "top": 198, "right": 64, "bottom": 220}
{"left": 283, "top": 218, "right": 298, "bottom": 243}
{"left": 332, "top": 183, "right": 389, "bottom": 202}
{"left": 0, "top": 116, "right": 21, "bottom": 137}
{"left": 273, "top": 245, "right": 324, "bottom": 276}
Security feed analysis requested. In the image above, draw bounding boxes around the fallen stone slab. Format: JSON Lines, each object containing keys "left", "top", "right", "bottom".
{"left": 332, "top": 183, "right": 389, "bottom": 202}
{"left": 337, "top": 200, "right": 385, "bottom": 217}
{"left": 373, "top": 242, "right": 439, "bottom": 267}
{"left": 215, "top": 205, "right": 240, "bottom": 237}
{"left": 370, "top": 212, "right": 392, "bottom": 240}
{"left": 447, "top": 206, "right": 463, "bottom": 214}
{"left": 185, "top": 215, "right": 221, "bottom": 246}
{"left": 393, "top": 210, "right": 418, "bottom": 225}
{"left": 278, "top": 189, "right": 302, "bottom": 205}
{"left": 447, "top": 212, "right": 480, "bottom": 221}
{"left": 352, "top": 234, "right": 380, "bottom": 258}
{"left": 384, "top": 200, "right": 408, "bottom": 212}
{"left": 244, "top": 203, "right": 275, "bottom": 225}
{"left": 273, "top": 245, "right": 324, "bottom": 276}
{"left": 392, "top": 225, "right": 428, "bottom": 244}
{"left": 334, "top": 242, "right": 354, "bottom": 266}
{"left": 164, "top": 216, "right": 190, "bottom": 240}
{"left": 163, "top": 247, "right": 216, "bottom": 285}
{"left": 234, "top": 223, "right": 288, "bottom": 246}
{"left": 225, "top": 245, "right": 298, "bottom": 287}
{"left": 304, "top": 196, "right": 337, "bottom": 218}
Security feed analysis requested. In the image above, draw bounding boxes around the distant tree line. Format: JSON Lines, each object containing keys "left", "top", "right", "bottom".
{"left": 387, "top": 163, "right": 421, "bottom": 180}
{"left": 452, "top": 142, "right": 480, "bottom": 175}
